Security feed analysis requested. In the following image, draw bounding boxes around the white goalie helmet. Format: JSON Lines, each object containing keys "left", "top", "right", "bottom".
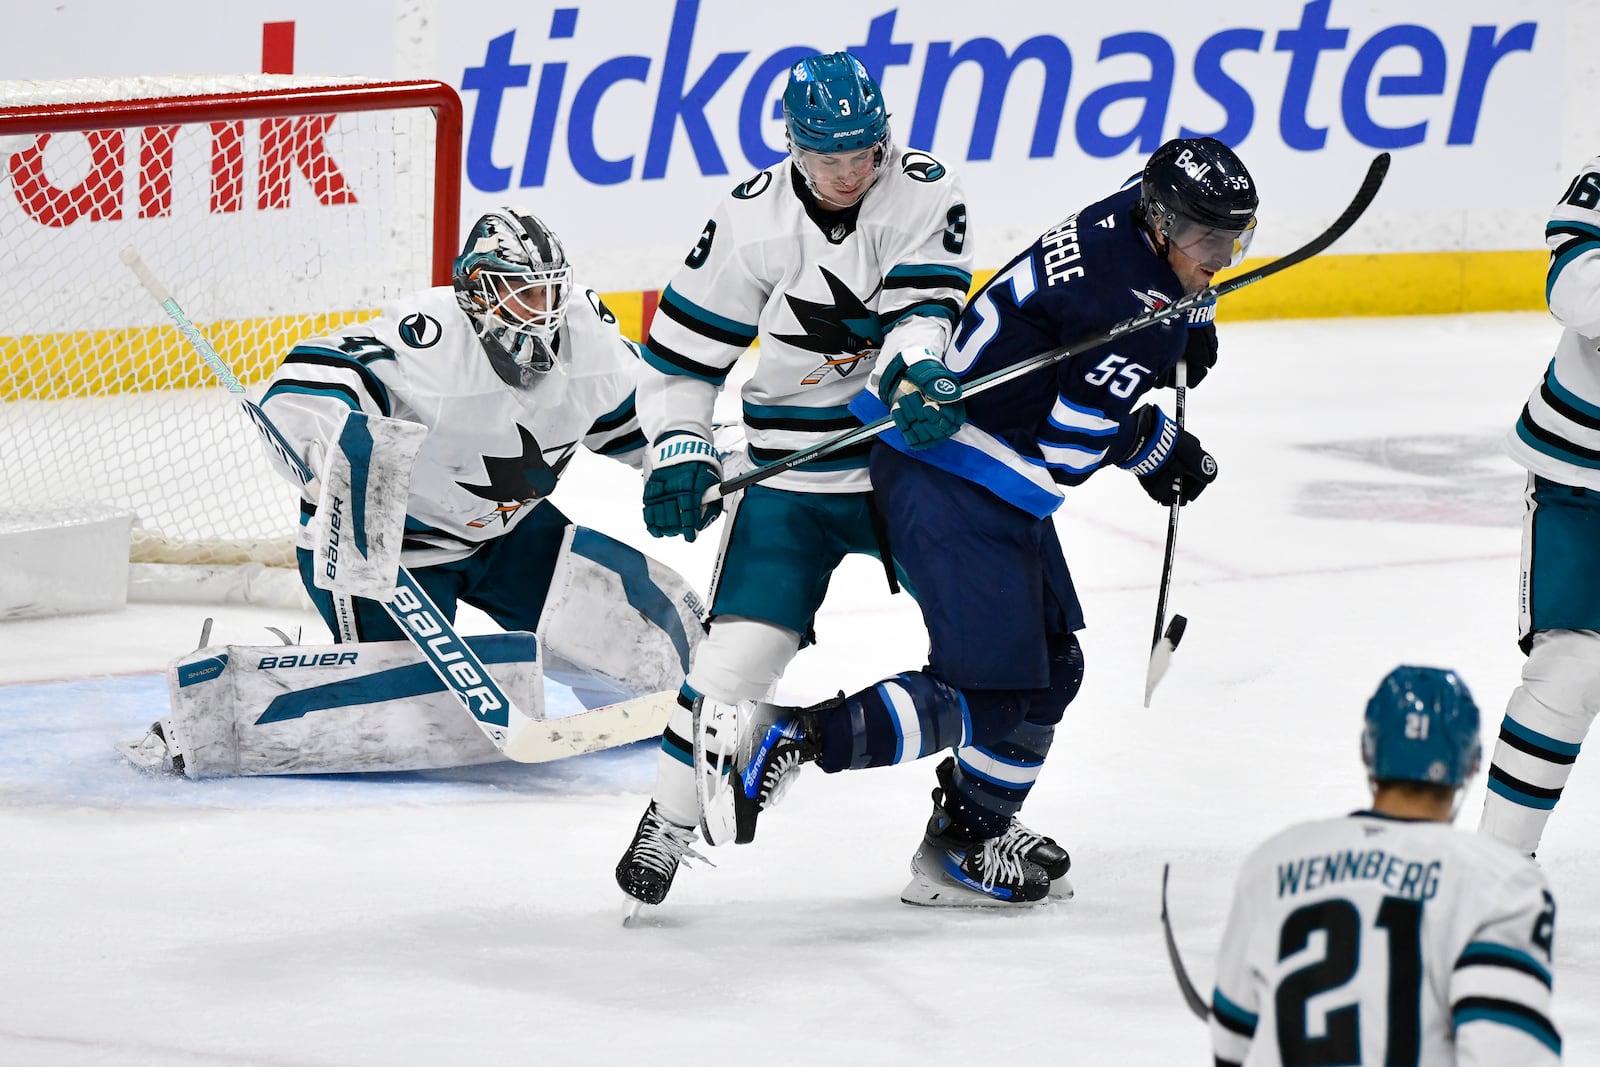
{"left": 453, "top": 207, "right": 573, "bottom": 387}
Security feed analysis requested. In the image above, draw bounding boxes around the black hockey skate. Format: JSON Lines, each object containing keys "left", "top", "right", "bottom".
{"left": 616, "top": 801, "right": 706, "bottom": 923}
{"left": 902, "top": 802, "right": 1051, "bottom": 907}
{"left": 933, "top": 755, "right": 1073, "bottom": 898}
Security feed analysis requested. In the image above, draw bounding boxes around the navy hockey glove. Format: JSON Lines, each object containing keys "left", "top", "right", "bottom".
{"left": 878, "top": 350, "right": 965, "bottom": 449}
{"left": 1153, "top": 322, "right": 1218, "bottom": 390}
{"left": 1118, "top": 405, "right": 1217, "bottom": 506}
{"left": 643, "top": 432, "right": 723, "bottom": 542}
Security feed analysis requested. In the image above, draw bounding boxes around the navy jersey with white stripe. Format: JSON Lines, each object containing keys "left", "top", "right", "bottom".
{"left": 851, "top": 184, "right": 1207, "bottom": 516}
{"left": 1509, "top": 153, "right": 1600, "bottom": 491}
{"left": 1211, "top": 812, "right": 1561, "bottom": 1066}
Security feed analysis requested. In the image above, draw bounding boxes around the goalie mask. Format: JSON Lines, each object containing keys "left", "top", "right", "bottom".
{"left": 454, "top": 208, "right": 573, "bottom": 387}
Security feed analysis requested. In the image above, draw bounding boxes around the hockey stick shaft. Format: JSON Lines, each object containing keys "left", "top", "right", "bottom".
{"left": 1161, "top": 863, "right": 1210, "bottom": 1023}
{"left": 119, "top": 248, "right": 627, "bottom": 764}
{"left": 1143, "top": 362, "right": 1187, "bottom": 707}
{"left": 713, "top": 152, "right": 1392, "bottom": 502}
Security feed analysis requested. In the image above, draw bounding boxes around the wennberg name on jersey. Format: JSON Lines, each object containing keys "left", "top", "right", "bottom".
{"left": 261, "top": 287, "right": 645, "bottom": 567}
{"left": 1211, "top": 813, "right": 1560, "bottom": 1066}
{"left": 641, "top": 147, "right": 972, "bottom": 493}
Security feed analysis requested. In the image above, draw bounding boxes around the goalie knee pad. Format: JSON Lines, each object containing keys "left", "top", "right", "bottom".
{"left": 1479, "top": 629, "right": 1600, "bottom": 854}
{"left": 537, "top": 525, "right": 707, "bottom": 707}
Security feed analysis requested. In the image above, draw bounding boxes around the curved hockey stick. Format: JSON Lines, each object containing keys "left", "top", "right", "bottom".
{"left": 1161, "top": 862, "right": 1210, "bottom": 1023}
{"left": 121, "top": 247, "right": 668, "bottom": 763}
{"left": 707, "top": 152, "right": 1392, "bottom": 504}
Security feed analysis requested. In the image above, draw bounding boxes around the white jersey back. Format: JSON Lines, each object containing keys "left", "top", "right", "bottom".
{"left": 638, "top": 153, "right": 972, "bottom": 492}
{"left": 1211, "top": 812, "right": 1560, "bottom": 1066}
{"left": 1508, "top": 152, "right": 1600, "bottom": 491}
{"left": 261, "top": 286, "right": 645, "bottom": 567}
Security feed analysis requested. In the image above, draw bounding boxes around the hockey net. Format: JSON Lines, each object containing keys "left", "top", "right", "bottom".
{"left": 0, "top": 75, "right": 460, "bottom": 599}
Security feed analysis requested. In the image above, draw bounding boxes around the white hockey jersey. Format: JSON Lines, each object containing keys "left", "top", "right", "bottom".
{"left": 1211, "top": 812, "right": 1560, "bottom": 1066}
{"left": 637, "top": 152, "right": 973, "bottom": 493}
{"left": 1508, "top": 152, "right": 1600, "bottom": 491}
{"left": 260, "top": 286, "right": 645, "bottom": 567}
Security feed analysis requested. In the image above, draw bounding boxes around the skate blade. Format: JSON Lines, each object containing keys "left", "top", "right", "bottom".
{"left": 620, "top": 895, "right": 647, "bottom": 927}
{"left": 899, "top": 863, "right": 1052, "bottom": 909}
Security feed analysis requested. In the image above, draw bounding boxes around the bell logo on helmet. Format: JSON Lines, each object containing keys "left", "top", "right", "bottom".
{"left": 1172, "top": 148, "right": 1212, "bottom": 183}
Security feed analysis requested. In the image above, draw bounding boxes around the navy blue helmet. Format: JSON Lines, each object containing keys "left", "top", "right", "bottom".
{"left": 1361, "top": 666, "right": 1483, "bottom": 788}
{"left": 1140, "top": 137, "right": 1259, "bottom": 271}
{"left": 453, "top": 207, "right": 572, "bottom": 386}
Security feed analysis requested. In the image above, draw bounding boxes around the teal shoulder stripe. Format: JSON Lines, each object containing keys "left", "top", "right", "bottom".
{"left": 1545, "top": 362, "right": 1600, "bottom": 423}
{"left": 261, "top": 381, "right": 360, "bottom": 409}
{"left": 1212, "top": 989, "right": 1259, "bottom": 1035}
{"left": 660, "top": 284, "right": 759, "bottom": 341}
{"left": 742, "top": 401, "right": 855, "bottom": 422}
{"left": 1458, "top": 941, "right": 1552, "bottom": 986}
{"left": 882, "top": 301, "right": 960, "bottom": 328}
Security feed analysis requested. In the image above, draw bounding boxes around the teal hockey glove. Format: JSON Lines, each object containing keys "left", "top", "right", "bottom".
{"left": 643, "top": 432, "right": 723, "bottom": 542}
{"left": 878, "top": 350, "right": 965, "bottom": 449}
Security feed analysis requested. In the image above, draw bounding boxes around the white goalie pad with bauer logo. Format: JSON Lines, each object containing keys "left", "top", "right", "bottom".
{"left": 312, "top": 409, "right": 427, "bottom": 600}
{"left": 137, "top": 632, "right": 543, "bottom": 778}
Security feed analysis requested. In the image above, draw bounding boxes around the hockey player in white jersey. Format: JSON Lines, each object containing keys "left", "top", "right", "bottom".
{"left": 1211, "top": 666, "right": 1561, "bottom": 1066}
{"left": 120, "top": 208, "right": 704, "bottom": 777}
{"left": 1478, "top": 155, "right": 1600, "bottom": 858}
{"left": 613, "top": 52, "right": 980, "bottom": 912}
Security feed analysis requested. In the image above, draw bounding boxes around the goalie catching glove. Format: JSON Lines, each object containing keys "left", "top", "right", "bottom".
{"left": 1118, "top": 405, "right": 1217, "bottom": 506}
{"left": 878, "top": 348, "right": 965, "bottom": 448}
{"left": 643, "top": 432, "right": 723, "bottom": 541}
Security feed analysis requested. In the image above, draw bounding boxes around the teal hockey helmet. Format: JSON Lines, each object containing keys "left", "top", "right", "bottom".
{"left": 781, "top": 52, "right": 888, "bottom": 153}
{"left": 1361, "top": 666, "right": 1482, "bottom": 788}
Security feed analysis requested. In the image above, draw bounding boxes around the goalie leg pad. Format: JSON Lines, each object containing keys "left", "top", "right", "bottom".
{"left": 128, "top": 632, "right": 542, "bottom": 777}
{"left": 1479, "top": 628, "right": 1600, "bottom": 853}
{"left": 536, "top": 525, "right": 707, "bottom": 708}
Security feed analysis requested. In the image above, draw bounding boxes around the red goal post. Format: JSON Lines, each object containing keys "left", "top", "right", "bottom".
{"left": 0, "top": 76, "right": 461, "bottom": 599}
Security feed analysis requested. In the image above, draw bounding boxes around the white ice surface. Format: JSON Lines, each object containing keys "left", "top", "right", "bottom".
{"left": 2, "top": 313, "right": 1597, "bottom": 1065}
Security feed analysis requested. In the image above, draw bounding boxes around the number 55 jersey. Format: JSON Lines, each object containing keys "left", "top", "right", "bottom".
{"left": 1211, "top": 812, "right": 1560, "bottom": 1066}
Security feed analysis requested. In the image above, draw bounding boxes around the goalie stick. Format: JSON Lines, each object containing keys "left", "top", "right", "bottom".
{"left": 704, "top": 152, "right": 1393, "bottom": 505}
{"left": 1161, "top": 862, "right": 1210, "bottom": 1023}
{"left": 120, "top": 247, "right": 669, "bottom": 764}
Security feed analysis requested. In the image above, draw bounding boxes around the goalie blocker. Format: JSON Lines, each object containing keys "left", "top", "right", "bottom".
{"left": 120, "top": 526, "right": 706, "bottom": 776}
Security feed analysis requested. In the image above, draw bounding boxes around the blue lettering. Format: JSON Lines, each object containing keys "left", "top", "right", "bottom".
{"left": 1183, "top": 29, "right": 1264, "bottom": 142}
{"left": 739, "top": 46, "right": 814, "bottom": 170}
{"left": 850, "top": 11, "right": 916, "bottom": 94}
{"left": 643, "top": 0, "right": 747, "bottom": 180}
{"left": 1276, "top": 0, "right": 1350, "bottom": 151}
{"left": 1448, "top": 22, "right": 1537, "bottom": 145}
{"left": 569, "top": 55, "right": 651, "bottom": 185}
{"left": 462, "top": 31, "right": 532, "bottom": 192}
{"left": 1342, "top": 24, "right": 1446, "bottom": 149}
{"left": 912, "top": 35, "right": 1073, "bottom": 160}
{"left": 1076, "top": 32, "right": 1172, "bottom": 158}
{"left": 1277, "top": 860, "right": 1304, "bottom": 896}
{"left": 518, "top": 9, "right": 579, "bottom": 188}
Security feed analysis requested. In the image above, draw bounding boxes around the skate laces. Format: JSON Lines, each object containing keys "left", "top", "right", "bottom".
{"left": 996, "top": 819, "right": 1047, "bottom": 855}
{"left": 633, "top": 809, "right": 709, "bottom": 875}
{"left": 974, "top": 831, "right": 1033, "bottom": 892}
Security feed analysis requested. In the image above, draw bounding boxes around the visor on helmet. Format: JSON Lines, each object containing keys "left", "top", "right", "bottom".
{"left": 1165, "top": 214, "right": 1256, "bottom": 272}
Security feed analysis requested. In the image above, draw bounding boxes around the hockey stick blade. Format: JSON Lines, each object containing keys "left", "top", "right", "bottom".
{"left": 1143, "top": 614, "right": 1188, "bottom": 708}
{"left": 500, "top": 689, "right": 674, "bottom": 763}
{"left": 1161, "top": 862, "right": 1210, "bottom": 1023}
{"left": 714, "top": 152, "right": 1392, "bottom": 499}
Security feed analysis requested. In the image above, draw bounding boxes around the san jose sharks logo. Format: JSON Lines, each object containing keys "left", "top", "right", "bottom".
{"left": 457, "top": 424, "right": 577, "bottom": 528}
{"left": 773, "top": 266, "right": 885, "bottom": 386}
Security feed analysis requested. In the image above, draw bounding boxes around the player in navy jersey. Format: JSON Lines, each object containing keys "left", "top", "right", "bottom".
{"left": 701, "top": 137, "right": 1258, "bottom": 906}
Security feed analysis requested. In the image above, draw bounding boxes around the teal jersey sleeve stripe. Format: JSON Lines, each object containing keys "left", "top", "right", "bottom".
{"left": 742, "top": 401, "right": 856, "bottom": 422}
{"left": 641, "top": 340, "right": 730, "bottom": 385}
{"left": 1545, "top": 362, "right": 1600, "bottom": 423}
{"left": 1211, "top": 989, "right": 1258, "bottom": 1037}
{"left": 261, "top": 381, "right": 362, "bottom": 409}
{"left": 659, "top": 284, "right": 759, "bottom": 342}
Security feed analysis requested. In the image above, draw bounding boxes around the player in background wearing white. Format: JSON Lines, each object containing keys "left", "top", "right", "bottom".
{"left": 1211, "top": 667, "right": 1561, "bottom": 1066}
{"left": 613, "top": 52, "right": 983, "bottom": 913}
{"left": 1478, "top": 155, "right": 1600, "bottom": 858}
{"left": 121, "top": 208, "right": 704, "bottom": 777}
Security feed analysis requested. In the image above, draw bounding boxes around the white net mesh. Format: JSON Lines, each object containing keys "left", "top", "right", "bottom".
{"left": 0, "top": 76, "right": 455, "bottom": 571}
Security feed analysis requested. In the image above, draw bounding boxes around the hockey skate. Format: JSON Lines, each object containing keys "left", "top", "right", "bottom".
{"left": 616, "top": 801, "right": 707, "bottom": 924}
{"left": 116, "top": 718, "right": 186, "bottom": 777}
{"left": 901, "top": 775, "right": 1052, "bottom": 907}
{"left": 933, "top": 756, "right": 1073, "bottom": 899}
{"left": 727, "top": 699, "right": 827, "bottom": 845}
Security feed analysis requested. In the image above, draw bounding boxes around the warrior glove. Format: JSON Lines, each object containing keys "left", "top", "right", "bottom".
{"left": 878, "top": 349, "right": 965, "bottom": 449}
{"left": 1118, "top": 405, "right": 1217, "bottom": 506}
{"left": 1153, "top": 322, "right": 1219, "bottom": 390}
{"left": 643, "top": 432, "right": 723, "bottom": 541}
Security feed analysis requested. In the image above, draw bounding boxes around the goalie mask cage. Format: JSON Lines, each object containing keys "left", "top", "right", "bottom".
{"left": 0, "top": 75, "right": 461, "bottom": 594}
